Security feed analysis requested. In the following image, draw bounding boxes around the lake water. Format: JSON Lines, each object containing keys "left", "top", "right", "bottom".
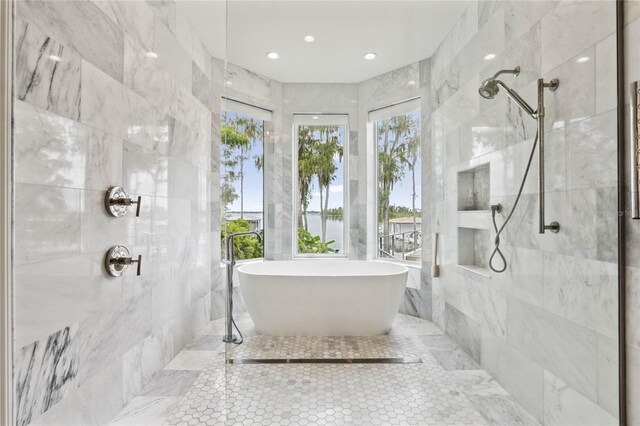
{"left": 304, "top": 213, "right": 344, "bottom": 253}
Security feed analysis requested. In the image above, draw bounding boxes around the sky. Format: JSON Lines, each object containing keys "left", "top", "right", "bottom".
{"left": 221, "top": 109, "right": 421, "bottom": 214}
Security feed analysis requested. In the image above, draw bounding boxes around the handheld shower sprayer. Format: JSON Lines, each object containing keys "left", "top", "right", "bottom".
{"left": 478, "top": 66, "right": 536, "bottom": 118}
{"left": 478, "top": 66, "right": 559, "bottom": 273}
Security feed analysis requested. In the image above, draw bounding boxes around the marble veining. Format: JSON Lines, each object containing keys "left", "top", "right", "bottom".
{"left": 17, "top": 0, "right": 125, "bottom": 83}
{"left": 14, "top": 18, "right": 81, "bottom": 121}
{"left": 14, "top": 326, "right": 79, "bottom": 426}
{"left": 13, "top": 0, "right": 219, "bottom": 424}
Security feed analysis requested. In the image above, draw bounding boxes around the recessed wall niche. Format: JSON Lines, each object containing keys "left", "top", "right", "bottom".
{"left": 457, "top": 163, "right": 491, "bottom": 277}
{"left": 457, "top": 164, "right": 489, "bottom": 211}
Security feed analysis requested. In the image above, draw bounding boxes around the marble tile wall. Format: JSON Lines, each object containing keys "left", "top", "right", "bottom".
{"left": 12, "top": 1, "right": 220, "bottom": 424}
{"left": 429, "top": 1, "right": 619, "bottom": 424}
{"left": 624, "top": 1, "right": 640, "bottom": 423}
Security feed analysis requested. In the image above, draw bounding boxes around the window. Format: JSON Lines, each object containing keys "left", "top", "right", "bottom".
{"left": 220, "top": 103, "right": 266, "bottom": 260}
{"left": 373, "top": 102, "right": 421, "bottom": 262}
{"left": 293, "top": 115, "right": 348, "bottom": 256}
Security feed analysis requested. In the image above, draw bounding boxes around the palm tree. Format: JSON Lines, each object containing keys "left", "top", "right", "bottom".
{"left": 314, "top": 125, "right": 342, "bottom": 243}
{"left": 297, "top": 126, "right": 317, "bottom": 230}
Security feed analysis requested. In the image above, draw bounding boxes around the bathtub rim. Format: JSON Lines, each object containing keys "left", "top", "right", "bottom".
{"left": 236, "top": 259, "right": 409, "bottom": 278}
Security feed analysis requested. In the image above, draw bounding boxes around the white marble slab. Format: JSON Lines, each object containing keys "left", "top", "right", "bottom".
{"left": 14, "top": 101, "right": 123, "bottom": 191}
{"left": 163, "top": 350, "right": 216, "bottom": 371}
{"left": 17, "top": 0, "right": 125, "bottom": 82}
{"left": 109, "top": 396, "right": 180, "bottom": 426}
{"left": 543, "top": 370, "right": 617, "bottom": 426}
{"left": 507, "top": 296, "right": 598, "bottom": 402}
{"left": 14, "top": 17, "right": 81, "bottom": 121}
{"left": 13, "top": 326, "right": 79, "bottom": 426}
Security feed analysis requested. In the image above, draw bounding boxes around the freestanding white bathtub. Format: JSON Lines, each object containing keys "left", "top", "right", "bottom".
{"left": 237, "top": 260, "right": 408, "bottom": 336}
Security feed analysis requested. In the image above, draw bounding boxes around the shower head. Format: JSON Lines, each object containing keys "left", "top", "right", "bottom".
{"left": 478, "top": 66, "right": 536, "bottom": 118}
{"left": 478, "top": 79, "right": 500, "bottom": 99}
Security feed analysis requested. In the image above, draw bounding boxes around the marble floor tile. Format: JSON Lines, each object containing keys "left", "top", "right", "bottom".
{"left": 418, "top": 334, "right": 460, "bottom": 351}
{"left": 139, "top": 370, "right": 200, "bottom": 397}
{"left": 465, "top": 394, "right": 540, "bottom": 426}
{"left": 228, "top": 334, "right": 424, "bottom": 360}
{"left": 163, "top": 350, "right": 217, "bottom": 371}
{"left": 447, "top": 370, "right": 510, "bottom": 396}
{"left": 183, "top": 334, "right": 224, "bottom": 351}
{"left": 431, "top": 348, "right": 482, "bottom": 371}
{"left": 110, "top": 314, "right": 539, "bottom": 426}
{"left": 167, "top": 354, "right": 487, "bottom": 426}
{"left": 109, "top": 396, "right": 180, "bottom": 426}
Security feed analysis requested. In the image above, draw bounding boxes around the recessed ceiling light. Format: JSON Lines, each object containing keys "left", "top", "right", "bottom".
{"left": 146, "top": 51, "right": 158, "bottom": 59}
{"left": 351, "top": 99, "right": 358, "bottom": 103}
{"left": 576, "top": 56, "right": 590, "bottom": 63}
{"left": 484, "top": 53, "right": 496, "bottom": 61}
{"left": 408, "top": 80, "right": 416, "bottom": 86}
{"left": 304, "top": 35, "right": 315, "bottom": 43}
{"left": 363, "top": 52, "right": 377, "bottom": 60}
{"left": 225, "top": 81, "right": 233, "bottom": 86}
{"left": 266, "top": 52, "right": 279, "bottom": 59}
{"left": 48, "top": 55, "right": 61, "bottom": 62}
{"left": 312, "top": 116, "right": 319, "bottom": 120}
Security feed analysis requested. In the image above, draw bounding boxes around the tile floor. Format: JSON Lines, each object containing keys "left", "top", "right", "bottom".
{"left": 109, "top": 314, "right": 539, "bottom": 426}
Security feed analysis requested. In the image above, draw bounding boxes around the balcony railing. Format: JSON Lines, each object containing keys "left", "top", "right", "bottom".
{"left": 378, "top": 231, "right": 421, "bottom": 261}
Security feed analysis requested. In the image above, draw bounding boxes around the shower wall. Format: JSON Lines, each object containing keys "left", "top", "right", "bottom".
{"left": 429, "top": 1, "right": 618, "bottom": 424}
{"left": 11, "top": 1, "right": 219, "bottom": 424}
{"left": 624, "top": 1, "right": 640, "bottom": 423}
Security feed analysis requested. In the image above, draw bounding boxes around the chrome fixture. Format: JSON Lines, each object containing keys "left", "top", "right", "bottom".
{"left": 478, "top": 67, "right": 535, "bottom": 117}
{"left": 479, "top": 66, "right": 559, "bottom": 273}
{"left": 478, "top": 66, "right": 559, "bottom": 234}
{"left": 223, "top": 231, "right": 262, "bottom": 344}
{"left": 104, "top": 186, "right": 142, "bottom": 218}
{"left": 104, "top": 245, "right": 142, "bottom": 277}
{"left": 630, "top": 81, "right": 640, "bottom": 219}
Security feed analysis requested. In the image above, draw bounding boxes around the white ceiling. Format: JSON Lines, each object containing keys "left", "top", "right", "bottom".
{"left": 179, "top": 1, "right": 470, "bottom": 83}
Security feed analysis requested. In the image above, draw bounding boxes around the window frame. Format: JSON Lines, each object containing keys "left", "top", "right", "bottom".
{"left": 371, "top": 101, "right": 422, "bottom": 265}
{"left": 292, "top": 114, "right": 350, "bottom": 259}
{"left": 220, "top": 102, "right": 269, "bottom": 262}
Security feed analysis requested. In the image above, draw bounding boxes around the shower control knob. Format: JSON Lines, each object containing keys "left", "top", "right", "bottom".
{"left": 104, "top": 245, "right": 142, "bottom": 277}
{"left": 104, "top": 186, "right": 142, "bottom": 217}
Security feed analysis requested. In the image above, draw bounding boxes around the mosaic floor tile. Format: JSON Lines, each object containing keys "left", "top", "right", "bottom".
{"left": 166, "top": 352, "right": 488, "bottom": 426}
{"left": 110, "top": 314, "right": 538, "bottom": 426}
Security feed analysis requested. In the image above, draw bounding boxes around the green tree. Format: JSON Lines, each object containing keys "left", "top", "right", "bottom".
{"left": 377, "top": 113, "right": 420, "bottom": 253}
{"left": 377, "top": 117, "right": 407, "bottom": 251}
{"left": 220, "top": 121, "right": 248, "bottom": 213}
{"left": 313, "top": 125, "right": 343, "bottom": 243}
{"left": 221, "top": 113, "right": 263, "bottom": 218}
{"left": 297, "top": 126, "right": 317, "bottom": 230}
{"left": 222, "top": 219, "right": 263, "bottom": 260}
{"left": 297, "top": 228, "right": 336, "bottom": 254}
